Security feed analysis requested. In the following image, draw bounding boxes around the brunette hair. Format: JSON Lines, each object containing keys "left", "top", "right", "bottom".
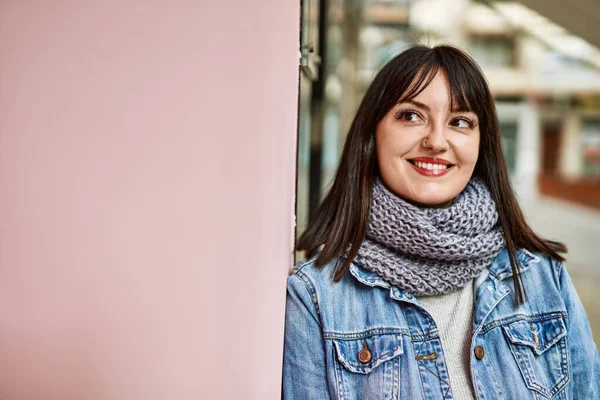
{"left": 296, "top": 44, "right": 566, "bottom": 305}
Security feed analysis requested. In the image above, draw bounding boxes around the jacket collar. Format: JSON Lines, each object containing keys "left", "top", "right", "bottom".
{"left": 487, "top": 247, "right": 541, "bottom": 279}
{"left": 349, "top": 263, "right": 392, "bottom": 289}
{"left": 349, "top": 247, "right": 541, "bottom": 290}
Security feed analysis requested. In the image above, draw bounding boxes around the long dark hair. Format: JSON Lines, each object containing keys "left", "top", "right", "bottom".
{"left": 297, "top": 45, "right": 566, "bottom": 305}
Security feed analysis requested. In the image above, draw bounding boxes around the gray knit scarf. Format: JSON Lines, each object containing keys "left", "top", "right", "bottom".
{"left": 354, "top": 178, "right": 506, "bottom": 296}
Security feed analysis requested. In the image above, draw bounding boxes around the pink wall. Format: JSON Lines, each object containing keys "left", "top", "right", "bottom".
{"left": 0, "top": 2, "right": 298, "bottom": 399}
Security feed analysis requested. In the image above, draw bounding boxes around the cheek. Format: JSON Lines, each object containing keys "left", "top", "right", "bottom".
{"left": 376, "top": 126, "right": 414, "bottom": 158}
{"left": 376, "top": 135, "right": 411, "bottom": 175}
{"left": 455, "top": 133, "right": 480, "bottom": 166}
{"left": 375, "top": 125, "right": 398, "bottom": 165}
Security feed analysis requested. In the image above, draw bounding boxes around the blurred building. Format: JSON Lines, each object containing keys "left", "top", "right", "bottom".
{"left": 409, "top": 1, "right": 600, "bottom": 206}
{"left": 296, "top": 0, "right": 600, "bottom": 244}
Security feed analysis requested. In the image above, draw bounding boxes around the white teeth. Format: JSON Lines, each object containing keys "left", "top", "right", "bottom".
{"left": 414, "top": 161, "right": 448, "bottom": 171}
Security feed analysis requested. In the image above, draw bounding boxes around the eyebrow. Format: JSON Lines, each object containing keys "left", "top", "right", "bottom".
{"left": 452, "top": 105, "right": 475, "bottom": 113}
{"left": 401, "top": 99, "right": 430, "bottom": 112}
{"left": 399, "top": 99, "right": 475, "bottom": 114}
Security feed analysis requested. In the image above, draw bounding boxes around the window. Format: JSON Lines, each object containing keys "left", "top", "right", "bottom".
{"left": 470, "top": 35, "right": 516, "bottom": 68}
{"left": 582, "top": 120, "right": 600, "bottom": 177}
{"left": 499, "top": 121, "right": 518, "bottom": 176}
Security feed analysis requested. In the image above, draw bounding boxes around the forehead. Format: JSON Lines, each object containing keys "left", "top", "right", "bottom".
{"left": 399, "top": 67, "right": 474, "bottom": 112}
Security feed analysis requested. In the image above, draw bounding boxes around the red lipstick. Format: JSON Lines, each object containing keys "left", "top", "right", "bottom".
{"left": 411, "top": 157, "right": 452, "bottom": 165}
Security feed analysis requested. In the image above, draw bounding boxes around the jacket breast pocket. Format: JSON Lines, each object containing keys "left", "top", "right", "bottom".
{"left": 331, "top": 333, "right": 403, "bottom": 400}
{"left": 502, "top": 317, "right": 569, "bottom": 399}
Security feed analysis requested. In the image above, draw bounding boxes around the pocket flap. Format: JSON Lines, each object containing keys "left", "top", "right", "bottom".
{"left": 332, "top": 333, "right": 403, "bottom": 374}
{"left": 502, "top": 317, "right": 567, "bottom": 356}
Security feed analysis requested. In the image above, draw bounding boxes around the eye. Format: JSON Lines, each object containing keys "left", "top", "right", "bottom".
{"left": 450, "top": 117, "right": 474, "bottom": 129}
{"left": 395, "top": 110, "right": 422, "bottom": 123}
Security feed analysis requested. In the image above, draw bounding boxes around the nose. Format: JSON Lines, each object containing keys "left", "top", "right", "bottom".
{"left": 422, "top": 122, "right": 449, "bottom": 152}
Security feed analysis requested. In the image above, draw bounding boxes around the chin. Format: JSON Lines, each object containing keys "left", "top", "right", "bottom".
{"left": 403, "top": 179, "right": 470, "bottom": 208}
{"left": 380, "top": 173, "right": 470, "bottom": 209}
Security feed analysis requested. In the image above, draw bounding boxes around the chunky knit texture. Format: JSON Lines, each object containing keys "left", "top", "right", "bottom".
{"left": 354, "top": 178, "right": 505, "bottom": 295}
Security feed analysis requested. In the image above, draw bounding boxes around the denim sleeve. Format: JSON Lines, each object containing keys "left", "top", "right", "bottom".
{"left": 557, "top": 261, "right": 600, "bottom": 399}
{"left": 282, "top": 273, "right": 331, "bottom": 400}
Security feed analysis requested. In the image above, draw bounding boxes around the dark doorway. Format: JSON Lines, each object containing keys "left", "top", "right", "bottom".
{"left": 541, "top": 123, "right": 562, "bottom": 176}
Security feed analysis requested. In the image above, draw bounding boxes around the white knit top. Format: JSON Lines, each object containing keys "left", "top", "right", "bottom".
{"left": 417, "top": 280, "right": 476, "bottom": 400}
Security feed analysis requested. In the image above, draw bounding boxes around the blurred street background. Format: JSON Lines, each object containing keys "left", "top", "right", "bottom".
{"left": 297, "top": 0, "right": 600, "bottom": 342}
{"left": 521, "top": 197, "right": 600, "bottom": 342}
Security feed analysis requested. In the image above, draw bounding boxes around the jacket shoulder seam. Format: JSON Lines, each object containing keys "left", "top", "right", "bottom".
{"left": 553, "top": 257, "right": 565, "bottom": 279}
{"left": 292, "top": 268, "right": 322, "bottom": 319}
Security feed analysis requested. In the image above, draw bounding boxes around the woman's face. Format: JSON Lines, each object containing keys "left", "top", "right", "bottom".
{"left": 375, "top": 71, "right": 480, "bottom": 207}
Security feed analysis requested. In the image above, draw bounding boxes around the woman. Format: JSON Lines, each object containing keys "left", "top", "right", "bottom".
{"left": 283, "top": 45, "right": 600, "bottom": 399}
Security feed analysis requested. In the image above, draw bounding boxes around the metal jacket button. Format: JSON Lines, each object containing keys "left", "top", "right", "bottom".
{"left": 474, "top": 346, "right": 485, "bottom": 360}
{"left": 358, "top": 342, "right": 372, "bottom": 363}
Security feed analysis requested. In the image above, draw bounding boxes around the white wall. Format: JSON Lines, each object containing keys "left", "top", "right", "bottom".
{"left": 496, "top": 101, "right": 541, "bottom": 200}
{"left": 0, "top": 2, "right": 299, "bottom": 399}
{"left": 560, "top": 110, "right": 583, "bottom": 179}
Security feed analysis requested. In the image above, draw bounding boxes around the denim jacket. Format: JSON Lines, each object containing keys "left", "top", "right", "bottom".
{"left": 282, "top": 248, "right": 600, "bottom": 399}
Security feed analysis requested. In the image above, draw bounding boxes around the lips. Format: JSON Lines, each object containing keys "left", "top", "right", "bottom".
{"left": 407, "top": 157, "right": 455, "bottom": 177}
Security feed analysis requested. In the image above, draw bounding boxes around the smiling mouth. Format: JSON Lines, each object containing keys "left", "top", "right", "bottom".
{"left": 407, "top": 159, "right": 455, "bottom": 176}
